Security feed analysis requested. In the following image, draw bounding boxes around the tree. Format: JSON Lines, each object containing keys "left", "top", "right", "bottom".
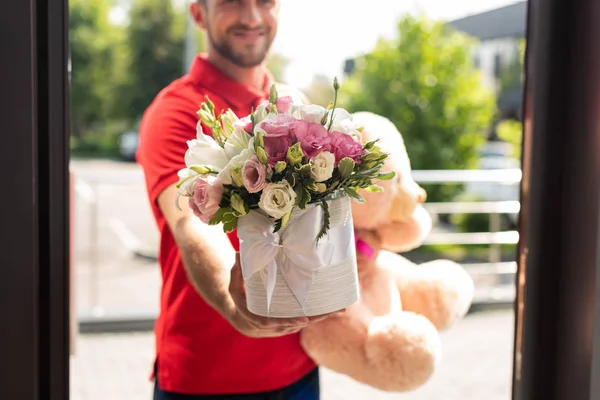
{"left": 122, "top": 0, "right": 186, "bottom": 123}
{"left": 340, "top": 15, "right": 496, "bottom": 201}
{"left": 69, "top": 0, "right": 124, "bottom": 138}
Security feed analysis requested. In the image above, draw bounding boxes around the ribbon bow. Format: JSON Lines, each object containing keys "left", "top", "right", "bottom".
{"left": 237, "top": 206, "right": 335, "bottom": 314}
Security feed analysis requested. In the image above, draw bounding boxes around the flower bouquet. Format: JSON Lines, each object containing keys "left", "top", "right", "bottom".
{"left": 176, "top": 79, "right": 395, "bottom": 317}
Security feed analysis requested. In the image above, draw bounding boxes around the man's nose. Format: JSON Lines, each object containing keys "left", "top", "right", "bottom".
{"left": 239, "top": 2, "right": 262, "bottom": 27}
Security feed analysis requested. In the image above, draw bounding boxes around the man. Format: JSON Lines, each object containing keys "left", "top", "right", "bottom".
{"left": 137, "top": 1, "right": 333, "bottom": 398}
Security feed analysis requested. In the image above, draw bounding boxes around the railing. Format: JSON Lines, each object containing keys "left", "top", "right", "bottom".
{"left": 413, "top": 169, "right": 521, "bottom": 304}
{"left": 72, "top": 166, "right": 522, "bottom": 329}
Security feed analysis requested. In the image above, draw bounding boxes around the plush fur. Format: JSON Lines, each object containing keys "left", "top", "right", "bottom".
{"left": 299, "top": 112, "right": 475, "bottom": 392}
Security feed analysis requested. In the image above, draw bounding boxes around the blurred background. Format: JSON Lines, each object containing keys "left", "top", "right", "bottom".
{"left": 69, "top": 0, "right": 526, "bottom": 398}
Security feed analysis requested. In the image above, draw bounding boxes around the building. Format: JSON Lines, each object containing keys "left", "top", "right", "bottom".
{"left": 450, "top": 1, "right": 527, "bottom": 119}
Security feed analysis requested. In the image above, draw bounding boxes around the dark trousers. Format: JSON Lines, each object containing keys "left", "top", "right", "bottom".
{"left": 153, "top": 368, "right": 320, "bottom": 400}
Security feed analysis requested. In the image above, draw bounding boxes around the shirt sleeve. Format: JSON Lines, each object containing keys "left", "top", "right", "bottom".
{"left": 136, "top": 92, "right": 199, "bottom": 206}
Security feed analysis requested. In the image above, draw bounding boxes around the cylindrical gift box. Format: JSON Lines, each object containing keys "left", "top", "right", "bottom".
{"left": 238, "top": 194, "right": 359, "bottom": 318}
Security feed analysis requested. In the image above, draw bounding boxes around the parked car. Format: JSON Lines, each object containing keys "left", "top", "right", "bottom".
{"left": 118, "top": 131, "right": 139, "bottom": 161}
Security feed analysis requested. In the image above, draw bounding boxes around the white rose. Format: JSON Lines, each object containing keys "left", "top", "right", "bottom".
{"left": 258, "top": 179, "right": 297, "bottom": 219}
{"left": 185, "top": 125, "right": 230, "bottom": 170}
{"left": 310, "top": 151, "right": 335, "bottom": 182}
{"left": 224, "top": 126, "right": 252, "bottom": 159}
{"left": 217, "top": 146, "right": 255, "bottom": 186}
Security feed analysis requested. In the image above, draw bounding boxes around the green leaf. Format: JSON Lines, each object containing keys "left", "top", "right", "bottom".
{"left": 286, "top": 169, "right": 296, "bottom": 186}
{"left": 273, "top": 217, "right": 283, "bottom": 233}
{"left": 365, "top": 185, "right": 384, "bottom": 192}
{"left": 338, "top": 157, "right": 355, "bottom": 178}
{"left": 208, "top": 207, "right": 230, "bottom": 225}
{"left": 378, "top": 171, "right": 396, "bottom": 180}
{"left": 343, "top": 187, "right": 365, "bottom": 203}
{"left": 299, "top": 187, "right": 312, "bottom": 209}
{"left": 223, "top": 215, "right": 238, "bottom": 233}
{"left": 230, "top": 193, "right": 247, "bottom": 216}
{"left": 294, "top": 181, "right": 304, "bottom": 204}
{"left": 316, "top": 200, "right": 331, "bottom": 242}
{"left": 296, "top": 163, "right": 312, "bottom": 179}
{"left": 281, "top": 209, "right": 292, "bottom": 228}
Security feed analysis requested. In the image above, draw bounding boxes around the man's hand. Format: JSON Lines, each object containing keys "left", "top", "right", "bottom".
{"left": 225, "top": 253, "right": 343, "bottom": 338}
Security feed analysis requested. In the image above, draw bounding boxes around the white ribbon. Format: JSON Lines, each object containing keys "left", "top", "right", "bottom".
{"left": 238, "top": 204, "right": 340, "bottom": 314}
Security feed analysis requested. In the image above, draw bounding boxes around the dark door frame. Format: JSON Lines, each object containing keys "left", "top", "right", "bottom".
{"left": 512, "top": 0, "right": 600, "bottom": 399}
{"left": 0, "top": 0, "right": 70, "bottom": 398}
{"left": 2, "top": 0, "right": 600, "bottom": 399}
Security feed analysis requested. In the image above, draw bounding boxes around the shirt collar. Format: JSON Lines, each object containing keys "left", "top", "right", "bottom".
{"left": 188, "top": 53, "right": 274, "bottom": 111}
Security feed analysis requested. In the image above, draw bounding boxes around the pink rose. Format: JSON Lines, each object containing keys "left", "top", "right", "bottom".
{"left": 329, "top": 132, "right": 364, "bottom": 164}
{"left": 294, "top": 120, "right": 332, "bottom": 159}
{"left": 242, "top": 155, "right": 268, "bottom": 193}
{"left": 191, "top": 178, "right": 223, "bottom": 224}
{"left": 276, "top": 96, "right": 292, "bottom": 113}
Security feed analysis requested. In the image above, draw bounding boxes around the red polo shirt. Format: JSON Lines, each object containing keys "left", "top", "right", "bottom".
{"left": 136, "top": 54, "right": 316, "bottom": 395}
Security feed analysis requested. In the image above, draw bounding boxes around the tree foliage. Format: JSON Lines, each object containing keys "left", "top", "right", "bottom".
{"left": 340, "top": 15, "right": 497, "bottom": 200}
{"left": 69, "top": 0, "right": 125, "bottom": 138}
{"left": 121, "top": 0, "right": 186, "bottom": 123}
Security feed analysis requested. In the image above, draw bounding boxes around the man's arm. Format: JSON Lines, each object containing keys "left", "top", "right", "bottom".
{"left": 158, "top": 183, "right": 336, "bottom": 338}
{"left": 159, "top": 183, "right": 236, "bottom": 316}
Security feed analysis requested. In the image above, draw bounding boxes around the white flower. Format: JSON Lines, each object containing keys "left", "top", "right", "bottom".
{"left": 176, "top": 168, "right": 201, "bottom": 196}
{"left": 258, "top": 179, "right": 297, "bottom": 219}
{"left": 254, "top": 102, "right": 269, "bottom": 125}
{"left": 217, "top": 146, "right": 255, "bottom": 186}
{"left": 309, "top": 151, "right": 335, "bottom": 182}
{"left": 185, "top": 124, "right": 230, "bottom": 170}
{"left": 290, "top": 104, "right": 327, "bottom": 124}
{"left": 221, "top": 109, "right": 239, "bottom": 137}
{"left": 290, "top": 104, "right": 354, "bottom": 134}
{"left": 224, "top": 126, "right": 252, "bottom": 159}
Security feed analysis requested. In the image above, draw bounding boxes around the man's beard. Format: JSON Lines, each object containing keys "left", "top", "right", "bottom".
{"left": 207, "top": 26, "right": 273, "bottom": 68}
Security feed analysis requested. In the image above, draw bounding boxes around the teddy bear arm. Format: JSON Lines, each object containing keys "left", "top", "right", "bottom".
{"left": 377, "top": 205, "right": 432, "bottom": 253}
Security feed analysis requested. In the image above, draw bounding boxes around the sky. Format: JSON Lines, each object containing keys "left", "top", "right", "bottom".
{"left": 110, "top": 0, "right": 521, "bottom": 88}
{"left": 273, "top": 0, "right": 520, "bottom": 88}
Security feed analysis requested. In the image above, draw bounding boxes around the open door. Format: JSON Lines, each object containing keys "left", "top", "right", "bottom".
{"left": 513, "top": 0, "right": 600, "bottom": 399}
{"left": 0, "top": 0, "right": 70, "bottom": 398}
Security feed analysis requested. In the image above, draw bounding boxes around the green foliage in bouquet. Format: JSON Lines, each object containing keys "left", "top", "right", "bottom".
{"left": 177, "top": 79, "right": 395, "bottom": 241}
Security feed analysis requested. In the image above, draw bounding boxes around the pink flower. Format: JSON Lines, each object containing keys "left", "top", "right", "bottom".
{"left": 258, "top": 114, "right": 297, "bottom": 137}
{"left": 294, "top": 120, "right": 332, "bottom": 159}
{"left": 190, "top": 178, "right": 223, "bottom": 224}
{"left": 234, "top": 116, "right": 253, "bottom": 134}
{"left": 264, "top": 135, "right": 293, "bottom": 166}
{"left": 242, "top": 155, "right": 268, "bottom": 193}
{"left": 276, "top": 96, "right": 292, "bottom": 113}
{"left": 258, "top": 114, "right": 296, "bottom": 165}
{"left": 329, "top": 132, "right": 364, "bottom": 164}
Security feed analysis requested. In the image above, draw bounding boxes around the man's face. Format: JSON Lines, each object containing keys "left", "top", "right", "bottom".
{"left": 195, "top": 0, "right": 279, "bottom": 68}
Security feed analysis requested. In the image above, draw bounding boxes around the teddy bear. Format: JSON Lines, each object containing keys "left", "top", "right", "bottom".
{"left": 299, "top": 112, "right": 475, "bottom": 392}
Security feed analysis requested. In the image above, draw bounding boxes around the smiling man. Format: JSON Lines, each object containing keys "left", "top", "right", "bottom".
{"left": 136, "top": 1, "right": 327, "bottom": 399}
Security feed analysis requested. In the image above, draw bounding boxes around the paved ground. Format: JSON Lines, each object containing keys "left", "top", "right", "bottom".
{"left": 70, "top": 309, "right": 515, "bottom": 400}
